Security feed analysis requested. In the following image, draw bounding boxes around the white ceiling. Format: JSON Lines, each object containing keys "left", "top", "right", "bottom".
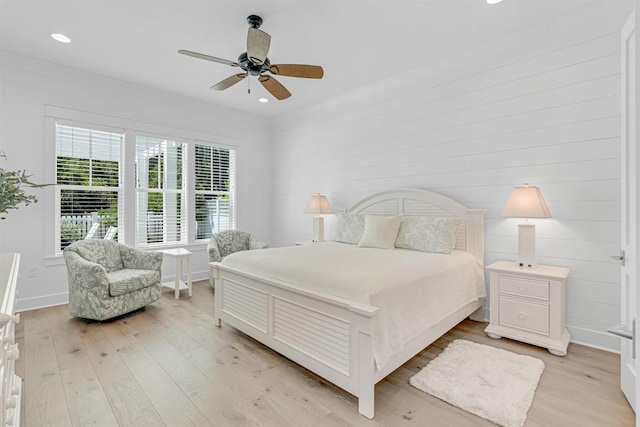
{"left": 0, "top": 0, "right": 603, "bottom": 118}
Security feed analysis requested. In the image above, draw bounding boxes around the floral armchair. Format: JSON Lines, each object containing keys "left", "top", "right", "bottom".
{"left": 207, "top": 230, "right": 268, "bottom": 287}
{"left": 63, "top": 239, "right": 163, "bottom": 321}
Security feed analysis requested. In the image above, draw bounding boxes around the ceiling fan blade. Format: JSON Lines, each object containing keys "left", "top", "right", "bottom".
{"left": 210, "top": 74, "right": 246, "bottom": 91}
{"left": 247, "top": 28, "right": 271, "bottom": 65}
{"left": 259, "top": 75, "right": 291, "bottom": 100}
{"left": 178, "top": 50, "right": 239, "bottom": 67}
{"left": 269, "top": 64, "right": 324, "bottom": 79}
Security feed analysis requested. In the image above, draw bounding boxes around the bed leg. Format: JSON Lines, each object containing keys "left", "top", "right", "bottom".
{"left": 212, "top": 266, "right": 222, "bottom": 327}
{"left": 358, "top": 393, "right": 374, "bottom": 419}
{"left": 358, "top": 330, "right": 375, "bottom": 419}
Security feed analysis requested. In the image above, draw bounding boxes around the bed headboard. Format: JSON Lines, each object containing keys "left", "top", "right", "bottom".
{"left": 346, "top": 188, "right": 486, "bottom": 263}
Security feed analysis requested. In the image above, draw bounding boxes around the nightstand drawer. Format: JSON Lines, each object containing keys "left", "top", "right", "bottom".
{"left": 499, "top": 297, "right": 549, "bottom": 335}
{"left": 499, "top": 275, "right": 549, "bottom": 300}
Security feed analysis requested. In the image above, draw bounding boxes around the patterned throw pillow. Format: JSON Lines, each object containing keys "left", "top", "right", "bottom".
{"left": 334, "top": 212, "right": 365, "bottom": 244}
{"left": 395, "top": 216, "right": 462, "bottom": 254}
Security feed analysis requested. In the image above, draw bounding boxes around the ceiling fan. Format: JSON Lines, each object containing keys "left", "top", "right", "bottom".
{"left": 178, "top": 15, "right": 324, "bottom": 100}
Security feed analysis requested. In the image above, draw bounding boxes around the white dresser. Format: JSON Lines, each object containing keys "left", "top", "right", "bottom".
{"left": 485, "top": 260, "right": 571, "bottom": 356}
{"left": 0, "top": 253, "right": 22, "bottom": 426}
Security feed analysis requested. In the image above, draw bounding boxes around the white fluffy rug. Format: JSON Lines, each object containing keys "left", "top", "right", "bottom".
{"left": 410, "top": 339, "right": 544, "bottom": 427}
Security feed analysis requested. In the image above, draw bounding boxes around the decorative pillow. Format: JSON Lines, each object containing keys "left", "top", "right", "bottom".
{"left": 358, "top": 215, "right": 403, "bottom": 250}
{"left": 395, "top": 216, "right": 462, "bottom": 254}
{"left": 334, "top": 212, "right": 365, "bottom": 244}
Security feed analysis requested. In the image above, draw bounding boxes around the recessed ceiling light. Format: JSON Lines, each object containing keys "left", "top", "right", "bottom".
{"left": 51, "top": 33, "right": 71, "bottom": 43}
{"left": 487, "top": 0, "right": 503, "bottom": 4}
{"left": 258, "top": 98, "right": 269, "bottom": 103}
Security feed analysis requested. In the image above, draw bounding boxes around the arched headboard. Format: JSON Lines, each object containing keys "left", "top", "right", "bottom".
{"left": 346, "top": 188, "right": 486, "bottom": 263}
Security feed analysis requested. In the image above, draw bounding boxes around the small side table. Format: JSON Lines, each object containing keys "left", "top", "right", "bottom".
{"left": 158, "top": 248, "right": 192, "bottom": 299}
{"left": 485, "top": 260, "right": 571, "bottom": 356}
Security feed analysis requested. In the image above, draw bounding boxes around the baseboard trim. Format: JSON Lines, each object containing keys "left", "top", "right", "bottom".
{"left": 567, "top": 325, "right": 620, "bottom": 354}
{"left": 16, "top": 291, "right": 68, "bottom": 313}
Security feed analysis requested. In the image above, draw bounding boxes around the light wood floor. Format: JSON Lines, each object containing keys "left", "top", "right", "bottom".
{"left": 15, "top": 280, "right": 635, "bottom": 426}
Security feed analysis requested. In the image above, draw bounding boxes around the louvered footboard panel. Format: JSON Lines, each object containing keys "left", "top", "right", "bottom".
{"left": 273, "top": 296, "right": 351, "bottom": 376}
{"left": 221, "top": 279, "right": 268, "bottom": 333}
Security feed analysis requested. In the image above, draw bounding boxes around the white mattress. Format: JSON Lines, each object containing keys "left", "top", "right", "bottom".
{"left": 222, "top": 242, "right": 486, "bottom": 369}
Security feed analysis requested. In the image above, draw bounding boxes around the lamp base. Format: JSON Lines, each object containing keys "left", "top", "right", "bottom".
{"left": 312, "top": 216, "right": 325, "bottom": 243}
{"left": 517, "top": 222, "right": 537, "bottom": 268}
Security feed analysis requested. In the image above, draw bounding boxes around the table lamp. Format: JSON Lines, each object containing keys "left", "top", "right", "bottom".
{"left": 501, "top": 183, "right": 551, "bottom": 268}
{"left": 304, "top": 193, "right": 333, "bottom": 242}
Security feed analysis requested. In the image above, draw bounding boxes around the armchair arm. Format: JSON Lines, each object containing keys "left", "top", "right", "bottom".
{"left": 63, "top": 251, "right": 110, "bottom": 298}
{"left": 207, "top": 237, "right": 222, "bottom": 263}
{"left": 119, "top": 245, "right": 163, "bottom": 271}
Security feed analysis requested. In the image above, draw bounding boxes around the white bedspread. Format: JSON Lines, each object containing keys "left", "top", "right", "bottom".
{"left": 221, "top": 242, "right": 486, "bottom": 369}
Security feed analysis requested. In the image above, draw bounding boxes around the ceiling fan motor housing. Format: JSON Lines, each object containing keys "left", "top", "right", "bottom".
{"left": 238, "top": 52, "right": 270, "bottom": 76}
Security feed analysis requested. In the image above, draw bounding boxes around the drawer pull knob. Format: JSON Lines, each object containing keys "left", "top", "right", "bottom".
{"left": 1, "top": 334, "right": 15, "bottom": 345}
{"left": 519, "top": 312, "right": 527, "bottom": 320}
{"left": 12, "top": 313, "right": 20, "bottom": 324}
{"left": 5, "top": 395, "right": 17, "bottom": 408}
{"left": 6, "top": 344, "right": 19, "bottom": 360}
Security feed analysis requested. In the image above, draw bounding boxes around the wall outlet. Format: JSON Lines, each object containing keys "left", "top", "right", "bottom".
{"left": 27, "top": 266, "right": 37, "bottom": 278}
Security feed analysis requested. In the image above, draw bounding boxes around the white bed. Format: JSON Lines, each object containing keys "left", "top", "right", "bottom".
{"left": 210, "top": 188, "right": 487, "bottom": 418}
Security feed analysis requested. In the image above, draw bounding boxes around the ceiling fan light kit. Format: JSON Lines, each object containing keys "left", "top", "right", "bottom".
{"left": 179, "top": 14, "right": 323, "bottom": 101}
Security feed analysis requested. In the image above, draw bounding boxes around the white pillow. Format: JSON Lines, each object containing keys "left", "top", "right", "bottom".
{"left": 395, "top": 216, "right": 461, "bottom": 254}
{"left": 334, "top": 212, "right": 365, "bottom": 244}
{"left": 358, "top": 215, "right": 403, "bottom": 250}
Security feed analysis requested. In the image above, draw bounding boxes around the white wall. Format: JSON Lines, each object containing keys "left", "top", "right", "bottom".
{"left": 0, "top": 52, "right": 272, "bottom": 311}
{"left": 270, "top": 1, "right": 634, "bottom": 352}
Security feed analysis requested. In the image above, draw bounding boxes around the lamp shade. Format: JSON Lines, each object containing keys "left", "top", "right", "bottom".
{"left": 304, "top": 194, "right": 334, "bottom": 215}
{"left": 501, "top": 184, "right": 551, "bottom": 218}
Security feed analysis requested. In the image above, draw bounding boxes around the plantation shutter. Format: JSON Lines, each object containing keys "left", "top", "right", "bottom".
{"left": 194, "top": 144, "right": 236, "bottom": 240}
{"left": 135, "top": 135, "right": 185, "bottom": 245}
{"left": 55, "top": 124, "right": 123, "bottom": 251}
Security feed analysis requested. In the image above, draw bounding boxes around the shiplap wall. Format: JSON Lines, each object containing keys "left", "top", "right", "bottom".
{"left": 269, "top": 1, "right": 634, "bottom": 352}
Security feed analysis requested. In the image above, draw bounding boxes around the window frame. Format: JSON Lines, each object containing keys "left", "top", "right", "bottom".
{"left": 53, "top": 121, "right": 125, "bottom": 255}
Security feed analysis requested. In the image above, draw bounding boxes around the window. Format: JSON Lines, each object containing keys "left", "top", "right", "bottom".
{"left": 55, "top": 124, "right": 122, "bottom": 251}
{"left": 49, "top": 112, "right": 237, "bottom": 254}
{"left": 194, "top": 144, "right": 236, "bottom": 240}
{"left": 135, "top": 135, "right": 185, "bottom": 246}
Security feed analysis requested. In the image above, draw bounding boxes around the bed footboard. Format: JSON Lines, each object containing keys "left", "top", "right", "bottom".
{"left": 211, "top": 263, "right": 380, "bottom": 418}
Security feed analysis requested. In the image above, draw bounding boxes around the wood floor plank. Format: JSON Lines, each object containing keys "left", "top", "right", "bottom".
{"left": 101, "top": 378, "right": 166, "bottom": 427}
{"left": 21, "top": 307, "right": 72, "bottom": 427}
{"left": 115, "top": 339, "right": 210, "bottom": 426}
{"left": 133, "top": 327, "right": 249, "bottom": 425}
{"left": 59, "top": 363, "right": 119, "bottom": 426}
{"left": 16, "top": 280, "right": 636, "bottom": 426}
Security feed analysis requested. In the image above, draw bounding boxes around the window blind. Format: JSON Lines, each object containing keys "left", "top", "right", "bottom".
{"left": 135, "top": 135, "right": 185, "bottom": 245}
{"left": 55, "top": 124, "right": 122, "bottom": 251}
{"left": 194, "top": 144, "right": 236, "bottom": 240}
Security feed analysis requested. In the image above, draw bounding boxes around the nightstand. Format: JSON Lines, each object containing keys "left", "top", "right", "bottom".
{"left": 485, "top": 260, "right": 571, "bottom": 356}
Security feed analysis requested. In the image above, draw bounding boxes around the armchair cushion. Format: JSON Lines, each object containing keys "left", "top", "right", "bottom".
{"left": 107, "top": 268, "right": 161, "bottom": 297}
{"left": 73, "top": 239, "right": 124, "bottom": 273}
